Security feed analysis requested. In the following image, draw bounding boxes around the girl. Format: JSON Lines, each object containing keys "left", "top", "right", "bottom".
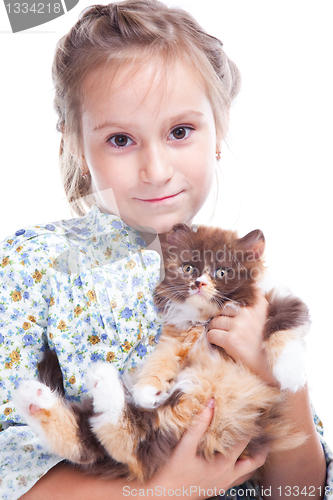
{"left": 0, "top": 1, "right": 332, "bottom": 499}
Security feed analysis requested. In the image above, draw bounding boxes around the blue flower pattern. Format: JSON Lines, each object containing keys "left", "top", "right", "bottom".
{"left": 0, "top": 206, "right": 162, "bottom": 498}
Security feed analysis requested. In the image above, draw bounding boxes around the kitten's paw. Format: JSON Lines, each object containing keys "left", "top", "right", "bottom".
{"left": 132, "top": 384, "right": 169, "bottom": 409}
{"left": 12, "top": 381, "right": 58, "bottom": 441}
{"left": 87, "top": 362, "right": 125, "bottom": 427}
{"left": 13, "top": 380, "right": 84, "bottom": 461}
{"left": 273, "top": 338, "right": 307, "bottom": 392}
{"left": 12, "top": 380, "right": 57, "bottom": 419}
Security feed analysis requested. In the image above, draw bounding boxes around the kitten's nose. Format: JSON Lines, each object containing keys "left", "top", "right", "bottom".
{"left": 196, "top": 275, "right": 209, "bottom": 289}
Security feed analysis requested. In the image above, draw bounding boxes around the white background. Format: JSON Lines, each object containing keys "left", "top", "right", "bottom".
{"left": 1, "top": 0, "right": 332, "bottom": 448}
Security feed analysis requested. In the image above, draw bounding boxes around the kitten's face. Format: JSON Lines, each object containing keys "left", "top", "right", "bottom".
{"left": 154, "top": 225, "right": 265, "bottom": 322}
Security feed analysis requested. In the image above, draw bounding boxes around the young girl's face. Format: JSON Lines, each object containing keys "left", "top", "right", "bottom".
{"left": 80, "top": 60, "right": 218, "bottom": 234}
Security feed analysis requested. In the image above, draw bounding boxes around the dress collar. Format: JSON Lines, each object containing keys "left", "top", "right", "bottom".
{"left": 60, "top": 204, "right": 153, "bottom": 249}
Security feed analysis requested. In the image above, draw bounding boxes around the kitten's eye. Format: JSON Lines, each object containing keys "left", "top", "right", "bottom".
{"left": 107, "top": 134, "right": 134, "bottom": 148}
{"left": 182, "top": 264, "right": 196, "bottom": 275}
{"left": 215, "top": 268, "right": 229, "bottom": 279}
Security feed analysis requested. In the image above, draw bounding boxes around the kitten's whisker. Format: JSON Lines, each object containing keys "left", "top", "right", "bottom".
{"left": 157, "top": 288, "right": 187, "bottom": 300}
{"left": 212, "top": 295, "right": 241, "bottom": 309}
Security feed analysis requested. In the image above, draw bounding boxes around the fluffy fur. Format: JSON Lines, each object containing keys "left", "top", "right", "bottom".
{"left": 12, "top": 224, "right": 310, "bottom": 481}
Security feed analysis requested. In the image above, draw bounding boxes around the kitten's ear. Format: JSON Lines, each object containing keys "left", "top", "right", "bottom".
{"left": 237, "top": 230, "right": 265, "bottom": 260}
{"left": 172, "top": 223, "right": 192, "bottom": 233}
{"left": 165, "top": 224, "right": 192, "bottom": 245}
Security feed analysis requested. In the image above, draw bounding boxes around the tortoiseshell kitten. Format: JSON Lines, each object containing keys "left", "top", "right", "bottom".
{"left": 13, "top": 225, "right": 310, "bottom": 481}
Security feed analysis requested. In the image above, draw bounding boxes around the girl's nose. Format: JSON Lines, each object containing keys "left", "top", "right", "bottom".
{"left": 139, "top": 145, "right": 174, "bottom": 185}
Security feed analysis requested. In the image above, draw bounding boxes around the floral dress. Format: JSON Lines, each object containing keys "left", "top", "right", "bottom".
{"left": 0, "top": 205, "right": 332, "bottom": 499}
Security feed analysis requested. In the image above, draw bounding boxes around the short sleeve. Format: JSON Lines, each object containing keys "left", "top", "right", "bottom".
{"left": 0, "top": 230, "right": 52, "bottom": 422}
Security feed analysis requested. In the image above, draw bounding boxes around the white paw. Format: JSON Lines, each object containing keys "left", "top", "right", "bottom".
{"left": 273, "top": 338, "right": 307, "bottom": 392}
{"left": 86, "top": 362, "right": 125, "bottom": 427}
{"left": 12, "top": 380, "right": 57, "bottom": 417}
{"left": 132, "top": 384, "right": 169, "bottom": 409}
{"left": 12, "top": 380, "right": 58, "bottom": 437}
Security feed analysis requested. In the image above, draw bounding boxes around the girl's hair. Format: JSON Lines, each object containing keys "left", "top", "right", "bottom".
{"left": 53, "top": 0, "right": 241, "bottom": 215}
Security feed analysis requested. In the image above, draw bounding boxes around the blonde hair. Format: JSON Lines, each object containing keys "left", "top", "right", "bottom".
{"left": 53, "top": 0, "right": 241, "bottom": 215}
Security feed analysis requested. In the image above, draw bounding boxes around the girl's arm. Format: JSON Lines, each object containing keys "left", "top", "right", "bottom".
{"left": 259, "top": 387, "right": 326, "bottom": 500}
{"left": 208, "top": 293, "right": 327, "bottom": 500}
{"left": 19, "top": 402, "right": 268, "bottom": 500}
{"left": 0, "top": 232, "right": 64, "bottom": 498}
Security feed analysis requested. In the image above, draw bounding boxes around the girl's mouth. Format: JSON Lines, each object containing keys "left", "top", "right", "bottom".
{"left": 135, "top": 191, "right": 184, "bottom": 203}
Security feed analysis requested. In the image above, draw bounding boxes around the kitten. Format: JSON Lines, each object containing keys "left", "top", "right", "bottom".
{"left": 12, "top": 224, "right": 310, "bottom": 481}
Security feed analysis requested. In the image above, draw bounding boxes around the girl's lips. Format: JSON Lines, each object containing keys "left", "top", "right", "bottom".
{"left": 135, "top": 191, "right": 184, "bottom": 203}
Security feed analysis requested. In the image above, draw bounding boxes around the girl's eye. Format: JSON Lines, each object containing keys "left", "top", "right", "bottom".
{"left": 107, "top": 134, "right": 134, "bottom": 148}
{"left": 169, "top": 127, "right": 193, "bottom": 141}
{"left": 182, "top": 263, "right": 196, "bottom": 275}
{"left": 215, "top": 268, "right": 229, "bottom": 279}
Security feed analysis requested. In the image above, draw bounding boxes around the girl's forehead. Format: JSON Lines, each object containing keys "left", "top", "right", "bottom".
{"left": 81, "top": 58, "right": 209, "bottom": 115}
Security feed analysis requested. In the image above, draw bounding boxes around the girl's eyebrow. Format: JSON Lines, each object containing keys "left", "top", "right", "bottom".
{"left": 167, "top": 110, "right": 205, "bottom": 125}
{"left": 93, "top": 110, "right": 205, "bottom": 132}
{"left": 93, "top": 121, "right": 132, "bottom": 132}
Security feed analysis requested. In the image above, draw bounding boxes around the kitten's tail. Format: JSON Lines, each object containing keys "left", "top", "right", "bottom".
{"left": 38, "top": 345, "right": 65, "bottom": 397}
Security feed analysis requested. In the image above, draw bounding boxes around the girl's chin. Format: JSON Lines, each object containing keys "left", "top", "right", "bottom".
{"left": 119, "top": 213, "right": 193, "bottom": 235}
{"left": 143, "top": 218, "right": 193, "bottom": 236}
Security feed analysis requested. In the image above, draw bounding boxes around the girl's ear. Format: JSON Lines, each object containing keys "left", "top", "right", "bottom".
{"left": 62, "top": 131, "right": 82, "bottom": 163}
{"left": 80, "top": 154, "right": 89, "bottom": 177}
{"left": 216, "top": 109, "right": 229, "bottom": 145}
{"left": 215, "top": 140, "right": 222, "bottom": 157}
{"left": 236, "top": 229, "right": 265, "bottom": 260}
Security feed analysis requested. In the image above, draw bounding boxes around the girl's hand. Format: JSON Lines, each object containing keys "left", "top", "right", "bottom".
{"left": 207, "top": 291, "right": 277, "bottom": 385}
{"left": 149, "top": 400, "right": 268, "bottom": 499}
